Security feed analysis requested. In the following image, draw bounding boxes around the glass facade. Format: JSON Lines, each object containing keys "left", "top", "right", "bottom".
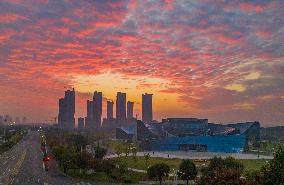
{"left": 150, "top": 135, "right": 246, "bottom": 153}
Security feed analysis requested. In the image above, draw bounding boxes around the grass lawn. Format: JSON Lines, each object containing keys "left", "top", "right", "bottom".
{"left": 114, "top": 156, "right": 269, "bottom": 173}
{"left": 114, "top": 156, "right": 182, "bottom": 170}
{"left": 63, "top": 167, "right": 147, "bottom": 183}
{"left": 106, "top": 140, "right": 139, "bottom": 152}
{"left": 107, "top": 140, "right": 127, "bottom": 150}
{"left": 239, "top": 159, "right": 269, "bottom": 173}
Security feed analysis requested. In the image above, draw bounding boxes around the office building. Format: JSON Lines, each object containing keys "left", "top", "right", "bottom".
{"left": 127, "top": 101, "right": 134, "bottom": 119}
{"left": 142, "top": 93, "right": 153, "bottom": 123}
{"left": 58, "top": 89, "right": 75, "bottom": 129}
{"left": 161, "top": 118, "right": 208, "bottom": 136}
{"left": 0, "top": 115, "right": 3, "bottom": 125}
{"left": 107, "top": 100, "right": 114, "bottom": 119}
{"left": 116, "top": 92, "right": 126, "bottom": 126}
{"left": 102, "top": 100, "right": 116, "bottom": 129}
{"left": 93, "top": 91, "right": 102, "bottom": 128}
{"left": 85, "top": 100, "right": 94, "bottom": 128}
{"left": 116, "top": 119, "right": 261, "bottom": 153}
{"left": 78, "top": 117, "right": 84, "bottom": 129}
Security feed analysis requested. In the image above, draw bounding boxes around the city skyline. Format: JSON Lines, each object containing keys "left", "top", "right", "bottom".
{"left": 0, "top": 1, "right": 284, "bottom": 126}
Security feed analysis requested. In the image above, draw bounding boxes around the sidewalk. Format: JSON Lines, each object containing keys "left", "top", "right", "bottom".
{"left": 106, "top": 151, "right": 273, "bottom": 160}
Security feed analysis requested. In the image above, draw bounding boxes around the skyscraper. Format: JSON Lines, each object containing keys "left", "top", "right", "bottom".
{"left": 0, "top": 115, "right": 3, "bottom": 125}
{"left": 78, "top": 117, "right": 84, "bottom": 129}
{"left": 127, "top": 101, "right": 134, "bottom": 119}
{"left": 107, "top": 100, "right": 114, "bottom": 119}
{"left": 58, "top": 89, "right": 75, "bottom": 129}
{"left": 116, "top": 92, "right": 126, "bottom": 126}
{"left": 142, "top": 93, "right": 153, "bottom": 123}
{"left": 85, "top": 100, "right": 94, "bottom": 128}
{"left": 93, "top": 91, "right": 102, "bottom": 128}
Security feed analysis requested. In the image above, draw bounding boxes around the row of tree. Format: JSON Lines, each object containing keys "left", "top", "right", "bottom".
{"left": 45, "top": 129, "right": 142, "bottom": 183}
{"left": 147, "top": 147, "right": 284, "bottom": 185}
{"left": 0, "top": 129, "right": 26, "bottom": 153}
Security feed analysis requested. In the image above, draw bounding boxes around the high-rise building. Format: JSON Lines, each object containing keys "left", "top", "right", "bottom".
{"left": 107, "top": 100, "right": 114, "bottom": 119}
{"left": 78, "top": 117, "right": 84, "bottom": 129}
{"left": 85, "top": 100, "right": 94, "bottom": 128}
{"left": 58, "top": 89, "right": 75, "bottom": 129}
{"left": 127, "top": 101, "right": 134, "bottom": 119}
{"left": 0, "top": 115, "right": 3, "bottom": 125}
{"left": 93, "top": 91, "right": 102, "bottom": 128}
{"left": 116, "top": 92, "right": 126, "bottom": 126}
{"left": 142, "top": 93, "right": 153, "bottom": 123}
{"left": 102, "top": 100, "right": 116, "bottom": 129}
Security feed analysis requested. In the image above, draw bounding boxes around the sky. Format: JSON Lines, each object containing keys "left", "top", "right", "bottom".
{"left": 0, "top": 0, "right": 284, "bottom": 126}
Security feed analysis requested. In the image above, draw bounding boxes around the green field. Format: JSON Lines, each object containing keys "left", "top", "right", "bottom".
{"left": 63, "top": 167, "right": 147, "bottom": 183}
{"left": 114, "top": 156, "right": 182, "bottom": 170}
{"left": 114, "top": 156, "right": 268, "bottom": 173}
{"left": 62, "top": 157, "right": 268, "bottom": 183}
{"left": 239, "top": 159, "right": 268, "bottom": 173}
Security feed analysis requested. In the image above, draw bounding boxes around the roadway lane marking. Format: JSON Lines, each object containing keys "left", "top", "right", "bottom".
{"left": 2, "top": 148, "right": 27, "bottom": 185}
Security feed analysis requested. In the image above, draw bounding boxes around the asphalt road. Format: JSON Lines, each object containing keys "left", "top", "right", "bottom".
{"left": 0, "top": 132, "right": 27, "bottom": 185}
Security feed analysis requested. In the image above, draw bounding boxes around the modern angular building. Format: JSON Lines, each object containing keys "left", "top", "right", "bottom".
{"left": 58, "top": 89, "right": 75, "bottom": 129}
{"left": 93, "top": 91, "right": 102, "bottom": 128}
{"left": 116, "top": 92, "right": 126, "bottom": 126}
{"left": 162, "top": 118, "right": 208, "bottom": 137}
{"left": 116, "top": 118, "right": 261, "bottom": 153}
{"left": 142, "top": 93, "right": 153, "bottom": 123}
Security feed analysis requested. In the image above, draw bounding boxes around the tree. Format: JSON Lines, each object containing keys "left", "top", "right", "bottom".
{"left": 197, "top": 167, "right": 259, "bottom": 185}
{"left": 75, "top": 152, "right": 92, "bottom": 173}
{"left": 144, "top": 153, "right": 150, "bottom": 166}
{"left": 202, "top": 156, "right": 244, "bottom": 177}
{"left": 101, "top": 159, "right": 115, "bottom": 175}
{"left": 260, "top": 146, "right": 284, "bottom": 185}
{"left": 67, "top": 134, "right": 88, "bottom": 152}
{"left": 131, "top": 146, "right": 138, "bottom": 163}
{"left": 61, "top": 151, "right": 73, "bottom": 173}
{"left": 178, "top": 159, "right": 198, "bottom": 185}
{"left": 94, "top": 145, "right": 107, "bottom": 159}
{"left": 114, "top": 145, "right": 123, "bottom": 157}
{"left": 124, "top": 144, "right": 131, "bottom": 157}
{"left": 147, "top": 163, "right": 170, "bottom": 185}
{"left": 52, "top": 146, "right": 66, "bottom": 167}
{"left": 198, "top": 156, "right": 248, "bottom": 185}
{"left": 223, "top": 156, "right": 244, "bottom": 171}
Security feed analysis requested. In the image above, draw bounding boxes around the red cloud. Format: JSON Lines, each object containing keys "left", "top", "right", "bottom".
{"left": 239, "top": 2, "right": 265, "bottom": 13}
{"left": 0, "top": 13, "right": 27, "bottom": 23}
{"left": 0, "top": 0, "right": 283, "bottom": 125}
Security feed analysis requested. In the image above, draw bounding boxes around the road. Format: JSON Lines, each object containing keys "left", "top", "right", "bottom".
{"left": 0, "top": 131, "right": 103, "bottom": 185}
{"left": 106, "top": 151, "right": 273, "bottom": 160}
